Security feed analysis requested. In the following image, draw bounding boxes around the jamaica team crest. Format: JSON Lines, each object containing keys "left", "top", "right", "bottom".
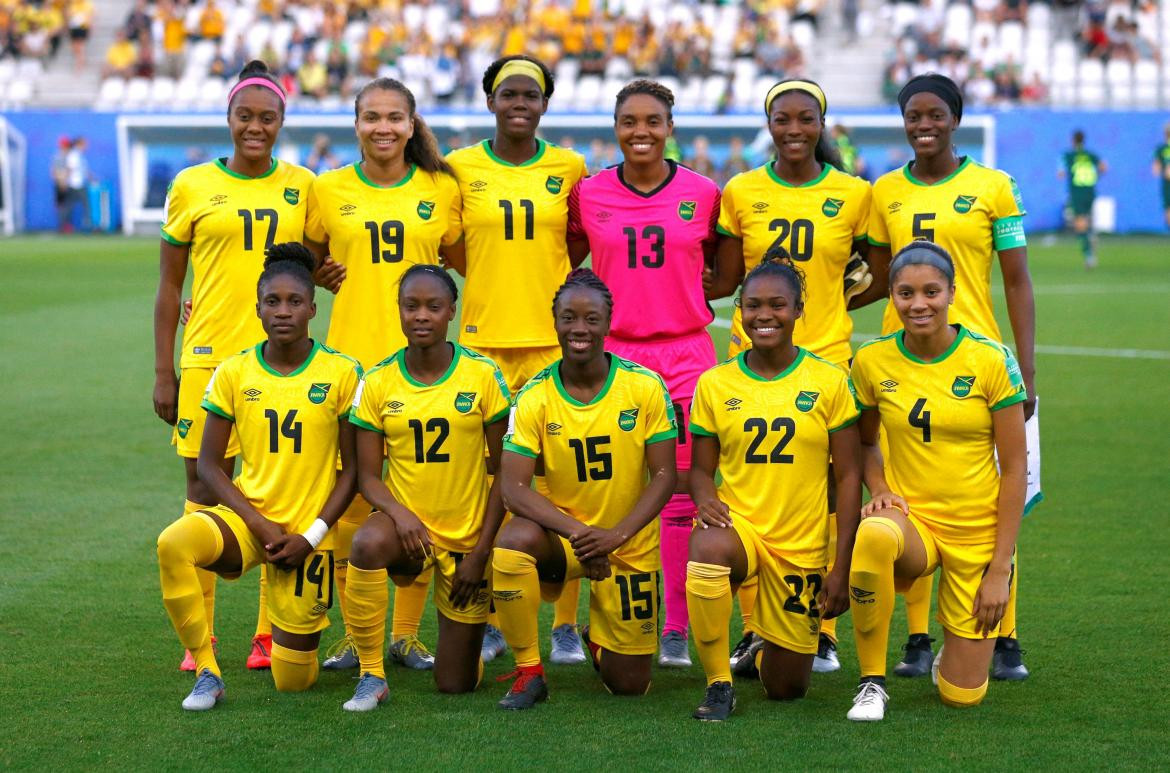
{"left": 545, "top": 175, "right": 564, "bottom": 194}
{"left": 417, "top": 200, "right": 435, "bottom": 220}
{"left": 951, "top": 376, "right": 976, "bottom": 397}
{"left": 176, "top": 418, "right": 193, "bottom": 438}
{"left": 454, "top": 392, "right": 476, "bottom": 414}
{"left": 953, "top": 194, "right": 977, "bottom": 213}
{"left": 308, "top": 383, "right": 332, "bottom": 404}
{"left": 618, "top": 408, "right": 639, "bottom": 431}
{"left": 795, "top": 391, "right": 819, "bottom": 412}
{"left": 822, "top": 198, "right": 844, "bottom": 217}
{"left": 678, "top": 200, "right": 696, "bottom": 221}
{"left": 284, "top": 187, "right": 300, "bottom": 205}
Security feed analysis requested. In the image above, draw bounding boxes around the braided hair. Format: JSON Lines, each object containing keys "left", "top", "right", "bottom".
{"left": 739, "top": 243, "right": 806, "bottom": 309}
{"left": 552, "top": 268, "right": 614, "bottom": 318}
{"left": 398, "top": 263, "right": 458, "bottom": 302}
{"left": 258, "top": 242, "right": 315, "bottom": 296}
{"left": 614, "top": 79, "right": 675, "bottom": 121}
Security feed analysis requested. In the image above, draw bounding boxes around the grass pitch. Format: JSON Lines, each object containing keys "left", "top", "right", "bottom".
{"left": 1, "top": 234, "right": 1168, "bottom": 769}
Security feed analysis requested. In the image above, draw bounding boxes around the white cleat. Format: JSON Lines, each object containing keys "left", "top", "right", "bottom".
{"left": 847, "top": 680, "right": 889, "bottom": 722}
{"left": 182, "top": 669, "right": 225, "bottom": 711}
{"left": 343, "top": 673, "right": 389, "bottom": 712}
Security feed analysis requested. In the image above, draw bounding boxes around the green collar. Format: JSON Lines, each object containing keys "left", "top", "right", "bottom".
{"left": 354, "top": 161, "right": 416, "bottom": 189}
{"left": 483, "top": 138, "right": 546, "bottom": 167}
{"left": 216, "top": 157, "right": 278, "bottom": 180}
{"left": 896, "top": 325, "right": 966, "bottom": 364}
{"left": 903, "top": 156, "right": 970, "bottom": 187}
{"left": 766, "top": 161, "right": 830, "bottom": 188}
{"left": 737, "top": 347, "right": 805, "bottom": 381}
{"left": 397, "top": 343, "right": 460, "bottom": 387}
{"left": 553, "top": 354, "right": 617, "bottom": 406}
{"left": 255, "top": 339, "right": 319, "bottom": 377}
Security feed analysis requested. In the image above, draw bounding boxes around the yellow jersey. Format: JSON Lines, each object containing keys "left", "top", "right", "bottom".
{"left": 690, "top": 349, "right": 859, "bottom": 567}
{"left": 350, "top": 344, "right": 512, "bottom": 552}
{"left": 851, "top": 326, "right": 1026, "bottom": 544}
{"left": 503, "top": 355, "right": 677, "bottom": 571}
{"left": 718, "top": 163, "right": 871, "bottom": 364}
{"left": 446, "top": 140, "right": 587, "bottom": 349}
{"left": 868, "top": 158, "right": 1027, "bottom": 340}
{"left": 305, "top": 163, "right": 463, "bottom": 370}
{"left": 202, "top": 340, "right": 362, "bottom": 545}
{"left": 162, "top": 158, "right": 315, "bottom": 369}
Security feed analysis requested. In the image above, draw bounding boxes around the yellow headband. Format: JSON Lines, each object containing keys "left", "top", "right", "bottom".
{"left": 765, "top": 80, "right": 827, "bottom": 116}
{"left": 492, "top": 60, "right": 547, "bottom": 94}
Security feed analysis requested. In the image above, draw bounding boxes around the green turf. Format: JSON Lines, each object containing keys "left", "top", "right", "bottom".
{"left": 1, "top": 234, "right": 1168, "bottom": 769}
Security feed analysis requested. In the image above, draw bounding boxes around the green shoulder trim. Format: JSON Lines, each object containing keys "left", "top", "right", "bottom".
{"left": 201, "top": 399, "right": 234, "bottom": 422}
{"left": 160, "top": 227, "right": 191, "bottom": 247}
{"left": 503, "top": 440, "right": 538, "bottom": 458}
{"left": 990, "top": 391, "right": 1027, "bottom": 411}
{"left": 349, "top": 415, "right": 383, "bottom": 434}
{"left": 512, "top": 364, "right": 554, "bottom": 405}
{"left": 854, "top": 330, "right": 901, "bottom": 353}
{"left": 828, "top": 415, "right": 860, "bottom": 433}
{"left": 689, "top": 422, "right": 717, "bottom": 438}
{"left": 865, "top": 235, "right": 890, "bottom": 247}
{"left": 715, "top": 224, "right": 738, "bottom": 238}
{"left": 485, "top": 406, "right": 511, "bottom": 425}
{"left": 320, "top": 344, "right": 365, "bottom": 377}
{"left": 646, "top": 428, "right": 678, "bottom": 445}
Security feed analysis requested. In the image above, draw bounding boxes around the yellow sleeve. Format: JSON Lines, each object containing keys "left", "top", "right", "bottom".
{"left": 688, "top": 373, "right": 716, "bottom": 437}
{"left": 200, "top": 360, "right": 236, "bottom": 421}
{"left": 481, "top": 362, "right": 512, "bottom": 424}
{"left": 642, "top": 373, "right": 678, "bottom": 446}
{"left": 996, "top": 173, "right": 1026, "bottom": 219}
{"left": 716, "top": 179, "right": 741, "bottom": 238}
{"left": 350, "top": 373, "right": 383, "bottom": 433}
{"left": 827, "top": 369, "right": 861, "bottom": 432}
{"left": 572, "top": 153, "right": 588, "bottom": 185}
{"left": 850, "top": 350, "right": 877, "bottom": 409}
{"left": 160, "top": 172, "right": 193, "bottom": 246}
{"left": 853, "top": 181, "right": 872, "bottom": 240}
{"left": 502, "top": 387, "right": 543, "bottom": 458}
{"left": 986, "top": 345, "right": 1027, "bottom": 411}
{"left": 337, "top": 360, "right": 363, "bottom": 419}
{"left": 866, "top": 189, "right": 889, "bottom": 246}
{"left": 304, "top": 176, "right": 327, "bottom": 244}
{"left": 441, "top": 174, "right": 463, "bottom": 247}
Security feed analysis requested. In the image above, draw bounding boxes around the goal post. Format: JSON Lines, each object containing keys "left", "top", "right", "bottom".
{"left": 0, "top": 118, "right": 27, "bottom": 236}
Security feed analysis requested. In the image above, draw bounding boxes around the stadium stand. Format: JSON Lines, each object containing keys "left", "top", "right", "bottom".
{"left": 0, "top": 0, "right": 1166, "bottom": 110}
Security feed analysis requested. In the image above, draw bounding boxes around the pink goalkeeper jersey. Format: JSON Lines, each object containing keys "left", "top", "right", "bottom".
{"left": 568, "top": 162, "right": 720, "bottom": 340}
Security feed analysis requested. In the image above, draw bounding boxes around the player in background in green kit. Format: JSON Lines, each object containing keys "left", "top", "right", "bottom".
{"left": 1059, "top": 130, "right": 1106, "bottom": 270}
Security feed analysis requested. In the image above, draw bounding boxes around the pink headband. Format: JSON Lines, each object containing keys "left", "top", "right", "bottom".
{"left": 228, "top": 77, "right": 286, "bottom": 106}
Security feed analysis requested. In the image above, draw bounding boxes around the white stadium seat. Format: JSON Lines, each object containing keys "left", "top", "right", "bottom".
{"left": 1077, "top": 59, "right": 1105, "bottom": 107}
{"left": 942, "top": 3, "right": 972, "bottom": 48}
{"left": 1134, "top": 60, "right": 1158, "bottom": 107}
{"left": 573, "top": 76, "right": 601, "bottom": 111}
{"left": 123, "top": 77, "right": 151, "bottom": 108}
{"left": 6, "top": 78, "right": 33, "bottom": 106}
{"left": 96, "top": 78, "right": 126, "bottom": 109}
{"left": 1105, "top": 59, "right": 1133, "bottom": 107}
{"left": 998, "top": 22, "right": 1024, "bottom": 64}
{"left": 197, "top": 78, "right": 227, "bottom": 108}
{"left": 150, "top": 77, "right": 177, "bottom": 107}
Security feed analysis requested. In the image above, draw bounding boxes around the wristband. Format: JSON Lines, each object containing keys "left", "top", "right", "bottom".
{"left": 301, "top": 518, "right": 329, "bottom": 549}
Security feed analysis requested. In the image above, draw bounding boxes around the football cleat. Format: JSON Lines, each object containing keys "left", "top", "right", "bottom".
{"left": 658, "top": 630, "right": 692, "bottom": 668}
{"left": 387, "top": 635, "right": 435, "bottom": 671}
{"left": 179, "top": 636, "right": 217, "bottom": 672}
{"left": 991, "top": 637, "right": 1030, "bottom": 681}
{"left": 480, "top": 624, "right": 508, "bottom": 663}
{"left": 246, "top": 633, "right": 272, "bottom": 670}
{"left": 182, "top": 669, "right": 225, "bottom": 711}
{"left": 893, "top": 633, "right": 935, "bottom": 678}
{"left": 343, "top": 673, "right": 390, "bottom": 712}
{"left": 811, "top": 633, "right": 840, "bottom": 673}
{"left": 322, "top": 635, "right": 360, "bottom": 671}
{"left": 497, "top": 667, "right": 548, "bottom": 710}
{"left": 847, "top": 679, "right": 889, "bottom": 721}
{"left": 692, "top": 681, "right": 736, "bottom": 721}
{"left": 549, "top": 624, "right": 587, "bottom": 665}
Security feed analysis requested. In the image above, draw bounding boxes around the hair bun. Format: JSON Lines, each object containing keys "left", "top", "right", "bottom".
{"left": 263, "top": 242, "right": 316, "bottom": 273}
{"left": 240, "top": 59, "right": 271, "bottom": 78}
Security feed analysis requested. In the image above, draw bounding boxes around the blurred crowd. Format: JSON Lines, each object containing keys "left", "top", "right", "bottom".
{"left": 0, "top": 0, "right": 93, "bottom": 71}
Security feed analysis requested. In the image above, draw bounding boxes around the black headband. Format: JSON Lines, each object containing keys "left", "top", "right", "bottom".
{"left": 897, "top": 74, "right": 963, "bottom": 122}
{"left": 890, "top": 244, "right": 955, "bottom": 285}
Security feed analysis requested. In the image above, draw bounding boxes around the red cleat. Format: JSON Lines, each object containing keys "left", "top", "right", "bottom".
{"left": 247, "top": 633, "right": 272, "bottom": 670}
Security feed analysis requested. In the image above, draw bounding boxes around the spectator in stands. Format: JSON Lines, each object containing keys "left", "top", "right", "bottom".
{"left": 685, "top": 135, "right": 718, "bottom": 179}
{"left": 124, "top": 0, "right": 151, "bottom": 42}
{"left": 718, "top": 136, "right": 751, "bottom": 187}
{"left": 1020, "top": 72, "right": 1048, "bottom": 103}
{"left": 66, "top": 0, "right": 92, "bottom": 72}
{"left": 52, "top": 136, "right": 72, "bottom": 233}
{"left": 297, "top": 49, "right": 328, "bottom": 100}
{"left": 158, "top": 0, "right": 188, "bottom": 79}
{"left": 103, "top": 28, "right": 137, "bottom": 79}
{"left": 1082, "top": 15, "right": 1110, "bottom": 60}
{"left": 64, "top": 136, "right": 91, "bottom": 232}
{"left": 1052, "top": 0, "right": 1082, "bottom": 42}
{"left": 325, "top": 41, "right": 351, "bottom": 97}
{"left": 196, "top": 0, "right": 226, "bottom": 43}
{"left": 136, "top": 28, "right": 156, "bottom": 78}
{"left": 306, "top": 133, "right": 340, "bottom": 174}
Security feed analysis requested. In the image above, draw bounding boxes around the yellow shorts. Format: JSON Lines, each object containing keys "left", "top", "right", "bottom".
{"left": 473, "top": 345, "right": 560, "bottom": 394}
{"left": 907, "top": 515, "right": 1002, "bottom": 639}
{"left": 543, "top": 535, "right": 658, "bottom": 656}
{"left": 196, "top": 505, "right": 333, "bottom": 635}
{"left": 393, "top": 547, "right": 492, "bottom": 625}
{"left": 731, "top": 517, "right": 824, "bottom": 654}
{"left": 172, "top": 367, "right": 241, "bottom": 459}
{"left": 334, "top": 495, "right": 373, "bottom": 564}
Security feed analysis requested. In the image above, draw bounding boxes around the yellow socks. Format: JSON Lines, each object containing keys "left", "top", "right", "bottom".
{"left": 686, "top": 561, "right": 733, "bottom": 685}
{"left": 182, "top": 500, "right": 218, "bottom": 637}
{"left": 821, "top": 512, "right": 838, "bottom": 641}
{"left": 737, "top": 577, "right": 758, "bottom": 634}
{"left": 938, "top": 672, "right": 988, "bottom": 707}
{"left": 1000, "top": 549, "right": 1019, "bottom": 639}
{"left": 849, "top": 517, "right": 902, "bottom": 677}
{"left": 334, "top": 515, "right": 362, "bottom": 627}
{"left": 270, "top": 642, "right": 319, "bottom": 692}
{"left": 492, "top": 548, "right": 542, "bottom": 668}
{"left": 390, "top": 567, "right": 433, "bottom": 641}
{"left": 903, "top": 574, "right": 933, "bottom": 635}
{"left": 254, "top": 564, "right": 271, "bottom": 638}
{"left": 345, "top": 565, "right": 389, "bottom": 679}
{"left": 552, "top": 578, "right": 581, "bottom": 629}
{"left": 158, "top": 513, "right": 224, "bottom": 676}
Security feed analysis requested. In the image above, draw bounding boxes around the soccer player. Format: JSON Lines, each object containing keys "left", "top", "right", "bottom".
{"left": 686, "top": 256, "right": 861, "bottom": 721}
{"left": 153, "top": 60, "right": 314, "bottom": 672}
{"left": 567, "top": 79, "right": 726, "bottom": 668}
{"left": 492, "top": 270, "right": 678, "bottom": 709}
{"left": 1059, "top": 129, "right": 1107, "bottom": 269}
{"left": 859, "top": 73, "right": 1038, "bottom": 681}
{"left": 446, "top": 55, "right": 589, "bottom": 664}
{"left": 715, "top": 79, "right": 871, "bottom": 675}
{"left": 1151, "top": 123, "right": 1170, "bottom": 230}
{"left": 304, "top": 78, "right": 463, "bottom": 672}
{"left": 156, "top": 243, "right": 362, "bottom": 710}
{"left": 340, "top": 265, "right": 512, "bottom": 710}
{"left": 846, "top": 242, "right": 1026, "bottom": 721}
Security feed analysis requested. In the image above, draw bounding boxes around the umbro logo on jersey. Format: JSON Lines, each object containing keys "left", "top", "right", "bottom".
{"left": 641, "top": 622, "right": 655, "bottom": 634}
{"left": 953, "top": 194, "right": 977, "bottom": 214}
{"left": 386, "top": 400, "right": 405, "bottom": 414}
{"left": 822, "top": 197, "right": 844, "bottom": 218}
{"left": 596, "top": 210, "right": 613, "bottom": 222}
{"left": 724, "top": 398, "right": 742, "bottom": 411}
{"left": 678, "top": 201, "right": 696, "bottom": 221}
{"left": 470, "top": 180, "right": 488, "bottom": 191}
{"left": 952, "top": 376, "right": 976, "bottom": 397}
{"left": 417, "top": 200, "right": 435, "bottom": 220}
{"left": 880, "top": 379, "right": 898, "bottom": 392}
{"left": 618, "top": 408, "right": 639, "bottom": 431}
{"left": 308, "top": 383, "right": 332, "bottom": 404}
{"left": 545, "top": 175, "right": 564, "bottom": 194}
{"left": 752, "top": 202, "right": 769, "bottom": 212}
{"left": 850, "top": 586, "right": 875, "bottom": 604}
{"left": 339, "top": 203, "right": 357, "bottom": 216}
{"left": 888, "top": 201, "right": 902, "bottom": 213}
{"left": 210, "top": 194, "right": 228, "bottom": 206}
{"left": 284, "top": 187, "right": 300, "bottom": 205}
{"left": 546, "top": 422, "right": 562, "bottom": 436}
{"left": 454, "top": 392, "right": 476, "bottom": 414}
{"left": 176, "top": 418, "right": 193, "bottom": 438}
{"left": 795, "top": 391, "right": 819, "bottom": 412}
{"left": 243, "top": 388, "right": 262, "bottom": 401}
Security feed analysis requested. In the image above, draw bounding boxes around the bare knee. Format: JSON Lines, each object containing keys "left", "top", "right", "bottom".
{"left": 763, "top": 679, "right": 809, "bottom": 701}
{"left": 688, "top": 527, "right": 739, "bottom": 567}
{"left": 601, "top": 655, "right": 652, "bottom": 696}
{"left": 350, "top": 521, "right": 395, "bottom": 569}
{"left": 604, "top": 672, "right": 651, "bottom": 696}
{"left": 495, "top": 518, "right": 545, "bottom": 555}
{"left": 434, "top": 672, "right": 477, "bottom": 695}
